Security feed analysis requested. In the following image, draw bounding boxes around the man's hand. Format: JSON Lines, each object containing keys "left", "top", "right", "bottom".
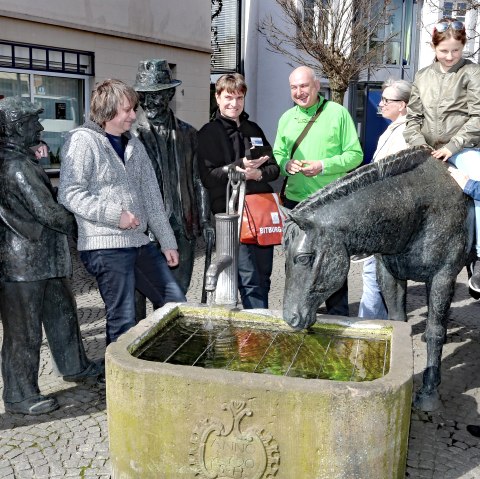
{"left": 448, "top": 166, "right": 469, "bottom": 190}
{"left": 301, "top": 160, "right": 323, "bottom": 177}
{"left": 431, "top": 147, "right": 452, "bottom": 161}
{"left": 285, "top": 159, "right": 304, "bottom": 174}
{"left": 164, "top": 249, "right": 180, "bottom": 267}
{"left": 119, "top": 210, "right": 140, "bottom": 229}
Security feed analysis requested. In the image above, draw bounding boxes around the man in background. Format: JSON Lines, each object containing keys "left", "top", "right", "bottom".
{"left": 273, "top": 66, "right": 363, "bottom": 316}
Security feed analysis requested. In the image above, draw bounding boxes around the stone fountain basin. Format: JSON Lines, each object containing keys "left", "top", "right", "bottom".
{"left": 106, "top": 303, "right": 413, "bottom": 479}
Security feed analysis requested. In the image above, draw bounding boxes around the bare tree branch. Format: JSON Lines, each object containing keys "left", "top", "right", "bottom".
{"left": 420, "top": 0, "right": 480, "bottom": 57}
{"left": 258, "top": 0, "right": 400, "bottom": 103}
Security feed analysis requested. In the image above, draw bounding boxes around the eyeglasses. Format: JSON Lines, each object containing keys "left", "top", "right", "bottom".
{"left": 380, "top": 96, "right": 402, "bottom": 105}
{"left": 434, "top": 21, "right": 464, "bottom": 33}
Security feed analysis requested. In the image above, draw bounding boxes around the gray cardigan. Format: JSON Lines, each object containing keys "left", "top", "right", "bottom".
{"left": 58, "top": 120, "right": 177, "bottom": 252}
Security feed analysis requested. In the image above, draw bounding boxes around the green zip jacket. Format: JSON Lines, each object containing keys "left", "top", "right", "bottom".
{"left": 273, "top": 97, "right": 363, "bottom": 202}
{"left": 404, "top": 59, "right": 480, "bottom": 154}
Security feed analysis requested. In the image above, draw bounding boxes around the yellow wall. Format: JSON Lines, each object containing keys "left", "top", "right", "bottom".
{"left": 0, "top": 0, "right": 211, "bottom": 128}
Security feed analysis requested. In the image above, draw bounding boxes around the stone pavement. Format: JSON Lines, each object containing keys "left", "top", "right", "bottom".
{"left": 1, "top": 240, "right": 480, "bottom": 478}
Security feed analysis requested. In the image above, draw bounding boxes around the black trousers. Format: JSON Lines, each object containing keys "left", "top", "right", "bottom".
{"left": 0, "top": 278, "right": 91, "bottom": 404}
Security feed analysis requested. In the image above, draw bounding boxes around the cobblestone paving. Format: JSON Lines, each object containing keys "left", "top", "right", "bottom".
{"left": 0, "top": 240, "right": 479, "bottom": 478}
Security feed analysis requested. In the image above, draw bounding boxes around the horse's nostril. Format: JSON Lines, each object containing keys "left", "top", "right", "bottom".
{"left": 285, "top": 312, "right": 300, "bottom": 329}
{"left": 286, "top": 313, "right": 306, "bottom": 330}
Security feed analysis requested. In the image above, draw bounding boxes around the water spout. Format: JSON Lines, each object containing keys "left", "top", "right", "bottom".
{"left": 204, "top": 255, "right": 233, "bottom": 292}
{"left": 201, "top": 166, "right": 244, "bottom": 307}
{"left": 206, "top": 213, "right": 239, "bottom": 306}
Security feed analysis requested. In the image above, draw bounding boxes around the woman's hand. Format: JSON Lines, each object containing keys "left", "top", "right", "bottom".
{"left": 119, "top": 210, "right": 140, "bottom": 229}
{"left": 448, "top": 166, "right": 469, "bottom": 190}
{"left": 243, "top": 156, "right": 269, "bottom": 169}
{"left": 236, "top": 165, "right": 262, "bottom": 181}
{"left": 163, "top": 249, "right": 180, "bottom": 267}
{"left": 431, "top": 147, "right": 453, "bottom": 161}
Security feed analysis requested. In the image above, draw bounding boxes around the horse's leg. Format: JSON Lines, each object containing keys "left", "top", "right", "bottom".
{"left": 376, "top": 260, "right": 407, "bottom": 321}
{"left": 413, "top": 272, "right": 456, "bottom": 412}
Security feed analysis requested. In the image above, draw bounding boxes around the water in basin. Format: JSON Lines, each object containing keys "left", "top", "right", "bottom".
{"left": 134, "top": 315, "right": 390, "bottom": 381}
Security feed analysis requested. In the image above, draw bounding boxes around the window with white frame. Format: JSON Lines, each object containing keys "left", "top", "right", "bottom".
{"left": 443, "top": 1, "right": 467, "bottom": 22}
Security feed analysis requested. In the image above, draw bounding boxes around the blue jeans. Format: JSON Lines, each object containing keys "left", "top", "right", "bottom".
{"left": 238, "top": 243, "right": 274, "bottom": 309}
{"left": 80, "top": 243, "right": 186, "bottom": 344}
{"left": 358, "top": 256, "right": 388, "bottom": 319}
{"left": 449, "top": 148, "right": 480, "bottom": 256}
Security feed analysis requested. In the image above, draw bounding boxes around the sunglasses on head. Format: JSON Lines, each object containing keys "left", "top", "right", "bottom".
{"left": 434, "top": 20, "right": 464, "bottom": 33}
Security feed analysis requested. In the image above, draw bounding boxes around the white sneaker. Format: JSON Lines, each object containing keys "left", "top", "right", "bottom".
{"left": 350, "top": 254, "right": 373, "bottom": 263}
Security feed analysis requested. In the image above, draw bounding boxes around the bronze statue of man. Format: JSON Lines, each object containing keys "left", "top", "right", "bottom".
{"left": 132, "top": 59, "right": 213, "bottom": 296}
{"left": 0, "top": 97, "right": 101, "bottom": 415}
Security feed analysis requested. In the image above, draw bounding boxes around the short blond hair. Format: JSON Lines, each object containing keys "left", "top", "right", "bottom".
{"left": 90, "top": 79, "right": 138, "bottom": 126}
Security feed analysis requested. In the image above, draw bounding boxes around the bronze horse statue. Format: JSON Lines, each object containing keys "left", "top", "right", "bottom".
{"left": 282, "top": 146, "right": 473, "bottom": 412}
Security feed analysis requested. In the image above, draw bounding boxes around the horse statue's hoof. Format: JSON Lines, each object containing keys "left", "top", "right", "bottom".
{"left": 468, "top": 286, "right": 480, "bottom": 300}
{"left": 413, "top": 390, "right": 441, "bottom": 412}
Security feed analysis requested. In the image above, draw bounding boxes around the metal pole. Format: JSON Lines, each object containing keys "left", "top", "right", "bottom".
{"left": 213, "top": 213, "right": 239, "bottom": 306}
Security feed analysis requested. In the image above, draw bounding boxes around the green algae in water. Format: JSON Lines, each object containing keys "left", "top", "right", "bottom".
{"left": 136, "top": 316, "right": 390, "bottom": 381}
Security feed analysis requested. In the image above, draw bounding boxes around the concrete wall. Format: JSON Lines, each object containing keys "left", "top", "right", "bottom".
{"left": 243, "top": 0, "right": 298, "bottom": 145}
{"left": 0, "top": 0, "right": 210, "bottom": 52}
{"left": 0, "top": 0, "right": 211, "bottom": 128}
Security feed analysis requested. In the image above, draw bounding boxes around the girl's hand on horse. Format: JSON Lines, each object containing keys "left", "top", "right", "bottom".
{"left": 448, "top": 166, "right": 469, "bottom": 190}
{"left": 431, "top": 147, "right": 452, "bottom": 161}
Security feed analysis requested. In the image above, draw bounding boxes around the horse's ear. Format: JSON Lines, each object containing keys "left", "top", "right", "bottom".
{"left": 287, "top": 208, "right": 315, "bottom": 230}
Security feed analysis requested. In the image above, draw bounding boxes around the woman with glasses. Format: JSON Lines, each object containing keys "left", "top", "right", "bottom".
{"left": 404, "top": 17, "right": 480, "bottom": 293}
{"left": 357, "top": 79, "right": 412, "bottom": 319}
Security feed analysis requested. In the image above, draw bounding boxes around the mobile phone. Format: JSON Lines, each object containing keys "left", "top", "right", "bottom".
{"left": 250, "top": 145, "right": 272, "bottom": 159}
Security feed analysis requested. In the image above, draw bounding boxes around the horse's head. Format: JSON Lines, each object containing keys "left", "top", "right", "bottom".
{"left": 282, "top": 212, "right": 350, "bottom": 329}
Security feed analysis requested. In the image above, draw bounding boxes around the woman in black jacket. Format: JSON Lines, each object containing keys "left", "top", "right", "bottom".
{"left": 197, "top": 73, "right": 279, "bottom": 308}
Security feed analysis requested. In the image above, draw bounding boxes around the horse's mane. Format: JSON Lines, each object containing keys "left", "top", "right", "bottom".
{"left": 293, "top": 145, "right": 432, "bottom": 215}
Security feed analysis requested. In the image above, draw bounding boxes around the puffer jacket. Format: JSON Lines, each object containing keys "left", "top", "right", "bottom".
{"left": 58, "top": 120, "right": 177, "bottom": 252}
{"left": 404, "top": 58, "right": 480, "bottom": 155}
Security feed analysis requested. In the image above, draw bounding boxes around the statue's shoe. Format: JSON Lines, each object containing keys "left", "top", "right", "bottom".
{"left": 467, "top": 425, "right": 480, "bottom": 437}
{"left": 63, "top": 360, "right": 104, "bottom": 385}
{"left": 5, "top": 395, "right": 59, "bottom": 415}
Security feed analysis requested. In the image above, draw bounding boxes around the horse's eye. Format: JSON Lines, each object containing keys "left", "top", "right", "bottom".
{"left": 294, "top": 253, "right": 314, "bottom": 266}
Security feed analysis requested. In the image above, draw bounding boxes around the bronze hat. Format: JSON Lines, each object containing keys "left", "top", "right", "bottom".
{"left": 133, "top": 59, "right": 182, "bottom": 92}
{"left": 0, "top": 97, "right": 43, "bottom": 128}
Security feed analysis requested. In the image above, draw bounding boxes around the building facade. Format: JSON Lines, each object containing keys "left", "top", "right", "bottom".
{"left": 212, "top": 0, "right": 480, "bottom": 161}
{"left": 0, "top": 0, "right": 211, "bottom": 170}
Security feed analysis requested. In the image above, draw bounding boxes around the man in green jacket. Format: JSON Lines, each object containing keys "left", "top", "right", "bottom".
{"left": 273, "top": 66, "right": 363, "bottom": 316}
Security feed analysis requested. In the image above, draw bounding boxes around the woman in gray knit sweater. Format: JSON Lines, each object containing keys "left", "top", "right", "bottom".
{"left": 59, "top": 79, "right": 186, "bottom": 345}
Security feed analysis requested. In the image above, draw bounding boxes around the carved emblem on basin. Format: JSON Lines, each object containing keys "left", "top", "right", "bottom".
{"left": 189, "top": 400, "right": 280, "bottom": 478}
